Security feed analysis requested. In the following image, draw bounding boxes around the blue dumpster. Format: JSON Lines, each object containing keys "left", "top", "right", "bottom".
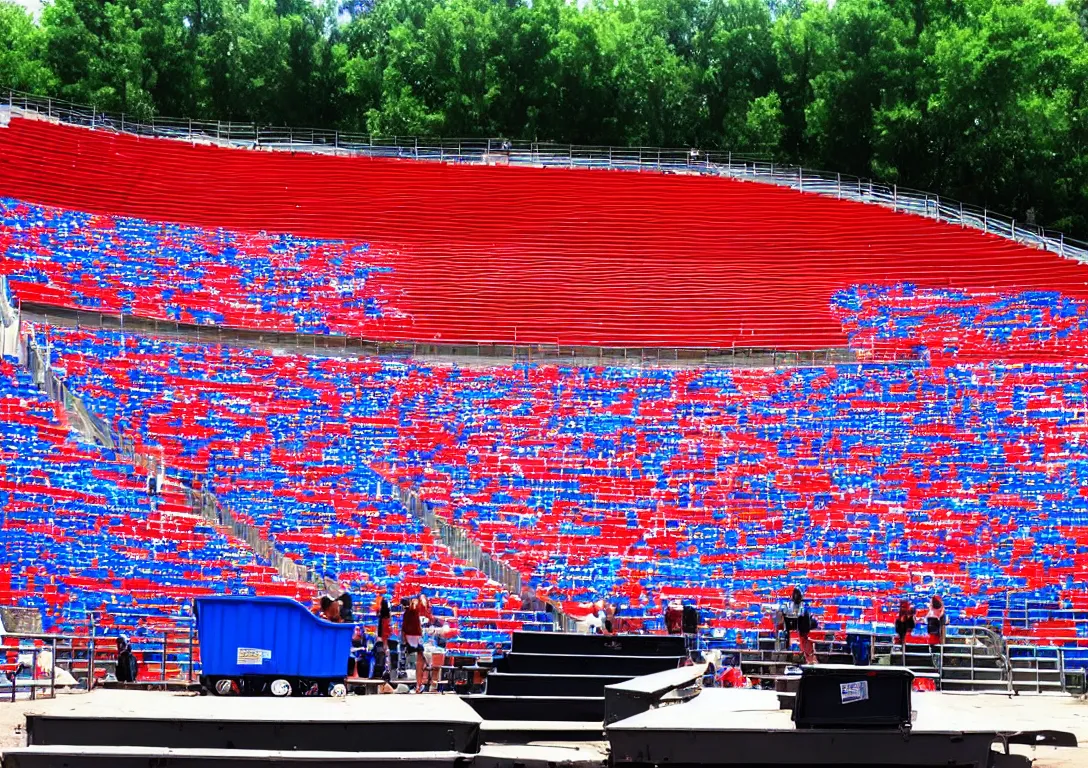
{"left": 195, "top": 596, "right": 354, "bottom": 696}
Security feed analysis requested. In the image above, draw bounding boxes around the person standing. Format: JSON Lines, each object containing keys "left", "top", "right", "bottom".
{"left": 782, "top": 587, "right": 817, "bottom": 664}
{"left": 402, "top": 594, "right": 431, "bottom": 692}
{"left": 664, "top": 600, "right": 683, "bottom": 635}
{"left": 115, "top": 635, "right": 138, "bottom": 683}
{"left": 926, "top": 596, "right": 947, "bottom": 646}
{"left": 376, "top": 596, "right": 392, "bottom": 641}
{"left": 894, "top": 600, "right": 916, "bottom": 646}
{"left": 348, "top": 626, "right": 365, "bottom": 678}
{"left": 337, "top": 586, "right": 354, "bottom": 623}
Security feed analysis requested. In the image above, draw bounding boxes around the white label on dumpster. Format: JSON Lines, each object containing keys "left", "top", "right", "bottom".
{"left": 840, "top": 680, "right": 869, "bottom": 704}
{"left": 237, "top": 648, "right": 271, "bottom": 666}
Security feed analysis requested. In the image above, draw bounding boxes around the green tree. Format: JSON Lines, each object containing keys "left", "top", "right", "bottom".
{"left": 2, "top": 0, "right": 1088, "bottom": 236}
{"left": 0, "top": 1, "right": 54, "bottom": 94}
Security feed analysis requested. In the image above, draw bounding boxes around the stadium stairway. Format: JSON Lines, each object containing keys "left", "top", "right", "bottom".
{"left": 464, "top": 631, "right": 686, "bottom": 722}
{"left": 731, "top": 628, "right": 1061, "bottom": 694}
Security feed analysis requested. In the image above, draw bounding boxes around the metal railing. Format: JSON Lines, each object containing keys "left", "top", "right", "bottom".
{"left": 20, "top": 302, "right": 861, "bottom": 369}
{"left": 23, "top": 332, "right": 115, "bottom": 449}
{"left": 721, "top": 623, "right": 1041, "bottom": 692}
{"left": 3, "top": 87, "right": 1086, "bottom": 264}
{"left": 398, "top": 487, "right": 524, "bottom": 598}
{"left": 1, "top": 619, "right": 199, "bottom": 700}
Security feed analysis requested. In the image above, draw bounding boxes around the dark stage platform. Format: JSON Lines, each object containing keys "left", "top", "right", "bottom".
{"left": 0, "top": 743, "right": 610, "bottom": 768}
{"left": 606, "top": 688, "right": 1077, "bottom": 768}
{"left": 23, "top": 694, "right": 482, "bottom": 754}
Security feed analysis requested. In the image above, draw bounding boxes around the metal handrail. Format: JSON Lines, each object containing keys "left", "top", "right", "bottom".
{"left": 3, "top": 87, "right": 1086, "bottom": 263}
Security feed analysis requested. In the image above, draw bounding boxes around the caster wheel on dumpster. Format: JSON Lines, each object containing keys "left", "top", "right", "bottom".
{"left": 270, "top": 678, "right": 293, "bottom": 697}
{"left": 214, "top": 678, "right": 237, "bottom": 696}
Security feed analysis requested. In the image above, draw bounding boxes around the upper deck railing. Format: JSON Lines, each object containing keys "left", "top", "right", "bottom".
{"left": 4, "top": 88, "right": 1087, "bottom": 264}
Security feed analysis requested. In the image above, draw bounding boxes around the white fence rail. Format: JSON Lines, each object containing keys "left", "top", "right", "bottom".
{"left": 5, "top": 88, "right": 1086, "bottom": 264}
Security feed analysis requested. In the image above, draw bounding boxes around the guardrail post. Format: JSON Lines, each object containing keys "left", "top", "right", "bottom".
{"left": 1060, "top": 232, "right": 1065, "bottom": 258}
{"left": 892, "top": 184, "right": 897, "bottom": 211}
{"left": 983, "top": 208, "right": 988, "bottom": 234}
{"left": 188, "top": 623, "right": 195, "bottom": 683}
{"left": 798, "top": 167, "right": 803, "bottom": 192}
{"left": 934, "top": 194, "right": 940, "bottom": 220}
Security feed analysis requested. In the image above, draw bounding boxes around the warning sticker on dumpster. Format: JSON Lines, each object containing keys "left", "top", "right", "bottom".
{"left": 237, "top": 648, "right": 271, "bottom": 666}
{"left": 840, "top": 680, "right": 869, "bottom": 704}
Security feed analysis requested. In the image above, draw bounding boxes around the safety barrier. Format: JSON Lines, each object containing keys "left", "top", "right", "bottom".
{"left": 399, "top": 487, "right": 523, "bottom": 597}
{"left": 5, "top": 88, "right": 1085, "bottom": 264}
{"left": 0, "top": 619, "right": 198, "bottom": 698}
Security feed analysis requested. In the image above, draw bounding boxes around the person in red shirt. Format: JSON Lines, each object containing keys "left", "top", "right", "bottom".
{"left": 401, "top": 595, "right": 431, "bottom": 692}
{"left": 376, "top": 596, "right": 392, "bottom": 642}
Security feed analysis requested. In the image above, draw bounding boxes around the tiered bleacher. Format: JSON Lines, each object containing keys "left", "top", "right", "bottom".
{"left": 35, "top": 329, "right": 545, "bottom": 655}
{"left": 34, "top": 283, "right": 1088, "bottom": 669}
{"left": 837, "top": 284, "right": 1088, "bottom": 363}
{"left": 0, "top": 196, "right": 403, "bottom": 334}
{"left": 0, "top": 354, "right": 310, "bottom": 681}
{"left": 2, "top": 113, "right": 1087, "bottom": 672}
{"left": 4, "top": 115, "right": 1088, "bottom": 349}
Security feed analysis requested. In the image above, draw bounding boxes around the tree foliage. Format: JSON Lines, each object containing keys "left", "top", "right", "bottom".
{"left": 3, "top": 0, "right": 1088, "bottom": 235}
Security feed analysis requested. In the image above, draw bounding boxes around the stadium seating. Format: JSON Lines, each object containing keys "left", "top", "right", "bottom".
{"left": 34, "top": 283, "right": 1088, "bottom": 661}
{"left": 3, "top": 114, "right": 1088, "bottom": 666}
{"left": 0, "top": 196, "right": 402, "bottom": 335}
{"left": 33, "top": 328, "right": 541, "bottom": 654}
{"left": 3, "top": 116, "right": 1088, "bottom": 348}
{"left": 0, "top": 355, "right": 302, "bottom": 654}
{"left": 836, "top": 284, "right": 1088, "bottom": 363}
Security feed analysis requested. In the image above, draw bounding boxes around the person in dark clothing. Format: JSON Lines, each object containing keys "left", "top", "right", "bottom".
{"left": 372, "top": 638, "right": 388, "bottom": 680}
{"left": 320, "top": 596, "right": 341, "bottom": 623}
{"left": 894, "top": 600, "right": 916, "bottom": 645}
{"left": 664, "top": 601, "right": 683, "bottom": 635}
{"left": 115, "top": 635, "right": 137, "bottom": 683}
{"left": 338, "top": 588, "right": 354, "bottom": 623}
{"left": 348, "top": 626, "right": 365, "bottom": 678}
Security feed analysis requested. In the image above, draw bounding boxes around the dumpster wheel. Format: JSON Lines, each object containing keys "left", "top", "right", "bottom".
{"left": 270, "top": 678, "right": 293, "bottom": 697}
{"left": 213, "top": 678, "right": 237, "bottom": 696}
